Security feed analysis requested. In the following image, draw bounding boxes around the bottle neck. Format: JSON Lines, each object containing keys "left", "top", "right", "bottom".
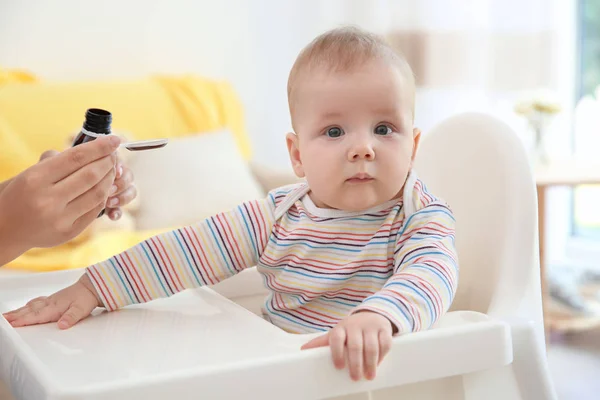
{"left": 80, "top": 127, "right": 111, "bottom": 138}
{"left": 83, "top": 108, "right": 112, "bottom": 134}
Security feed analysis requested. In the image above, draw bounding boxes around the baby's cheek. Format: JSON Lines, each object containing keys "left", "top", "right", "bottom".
{"left": 306, "top": 169, "right": 335, "bottom": 192}
{"left": 380, "top": 154, "right": 411, "bottom": 188}
{"left": 304, "top": 163, "right": 342, "bottom": 201}
{"left": 305, "top": 151, "right": 337, "bottom": 177}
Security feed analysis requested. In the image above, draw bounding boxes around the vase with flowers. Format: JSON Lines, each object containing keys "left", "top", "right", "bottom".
{"left": 514, "top": 93, "right": 562, "bottom": 166}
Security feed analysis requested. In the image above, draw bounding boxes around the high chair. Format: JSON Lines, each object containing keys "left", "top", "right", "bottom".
{"left": 0, "top": 112, "right": 556, "bottom": 399}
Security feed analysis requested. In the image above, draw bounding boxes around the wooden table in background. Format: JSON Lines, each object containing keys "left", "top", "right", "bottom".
{"left": 535, "top": 161, "right": 600, "bottom": 336}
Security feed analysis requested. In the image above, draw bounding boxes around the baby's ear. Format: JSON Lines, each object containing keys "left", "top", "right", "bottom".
{"left": 286, "top": 132, "right": 305, "bottom": 178}
{"left": 411, "top": 128, "right": 422, "bottom": 163}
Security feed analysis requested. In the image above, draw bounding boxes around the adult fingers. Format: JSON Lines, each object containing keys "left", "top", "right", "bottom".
{"left": 56, "top": 154, "right": 116, "bottom": 203}
{"left": 44, "top": 136, "right": 120, "bottom": 183}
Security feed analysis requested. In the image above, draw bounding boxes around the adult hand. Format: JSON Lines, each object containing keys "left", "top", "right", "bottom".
{"left": 104, "top": 159, "right": 136, "bottom": 221}
{"left": 0, "top": 135, "right": 121, "bottom": 265}
{"left": 39, "top": 147, "right": 137, "bottom": 222}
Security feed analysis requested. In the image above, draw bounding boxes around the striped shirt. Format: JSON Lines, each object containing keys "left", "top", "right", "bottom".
{"left": 86, "top": 172, "right": 458, "bottom": 334}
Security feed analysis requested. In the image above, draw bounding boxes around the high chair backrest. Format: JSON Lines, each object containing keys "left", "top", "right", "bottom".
{"left": 413, "top": 113, "right": 539, "bottom": 317}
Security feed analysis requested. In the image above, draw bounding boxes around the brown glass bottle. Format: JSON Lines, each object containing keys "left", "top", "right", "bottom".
{"left": 72, "top": 108, "right": 112, "bottom": 145}
{"left": 72, "top": 108, "right": 113, "bottom": 217}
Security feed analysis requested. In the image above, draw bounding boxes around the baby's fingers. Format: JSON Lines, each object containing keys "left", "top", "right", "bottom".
{"left": 363, "top": 330, "right": 379, "bottom": 380}
{"left": 3, "top": 296, "right": 48, "bottom": 320}
{"left": 57, "top": 302, "right": 95, "bottom": 329}
{"left": 7, "top": 302, "right": 63, "bottom": 328}
{"left": 3, "top": 306, "right": 31, "bottom": 322}
{"left": 329, "top": 327, "right": 347, "bottom": 370}
{"left": 378, "top": 329, "right": 393, "bottom": 365}
{"left": 346, "top": 328, "right": 364, "bottom": 381}
{"left": 3, "top": 297, "right": 49, "bottom": 322}
{"left": 301, "top": 334, "right": 329, "bottom": 350}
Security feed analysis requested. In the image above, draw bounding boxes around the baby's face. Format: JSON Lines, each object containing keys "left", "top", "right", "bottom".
{"left": 287, "top": 59, "right": 419, "bottom": 211}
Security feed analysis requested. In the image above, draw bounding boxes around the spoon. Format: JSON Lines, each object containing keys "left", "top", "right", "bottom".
{"left": 119, "top": 139, "right": 169, "bottom": 151}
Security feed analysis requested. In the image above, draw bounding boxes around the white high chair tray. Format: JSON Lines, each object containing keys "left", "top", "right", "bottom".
{"left": 0, "top": 270, "right": 512, "bottom": 400}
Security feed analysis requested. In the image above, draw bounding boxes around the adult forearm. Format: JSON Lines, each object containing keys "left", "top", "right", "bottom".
{"left": 0, "top": 178, "right": 12, "bottom": 194}
{"left": 0, "top": 208, "right": 28, "bottom": 267}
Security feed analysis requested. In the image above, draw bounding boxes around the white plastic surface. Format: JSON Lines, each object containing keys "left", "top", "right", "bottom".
{"left": 0, "top": 269, "right": 511, "bottom": 400}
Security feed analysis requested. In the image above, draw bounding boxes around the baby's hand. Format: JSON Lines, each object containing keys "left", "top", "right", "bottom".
{"left": 301, "top": 311, "right": 394, "bottom": 381}
{"left": 3, "top": 274, "right": 102, "bottom": 329}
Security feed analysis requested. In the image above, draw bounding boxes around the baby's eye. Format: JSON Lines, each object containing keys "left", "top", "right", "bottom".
{"left": 374, "top": 124, "right": 393, "bottom": 135}
{"left": 326, "top": 127, "right": 344, "bottom": 138}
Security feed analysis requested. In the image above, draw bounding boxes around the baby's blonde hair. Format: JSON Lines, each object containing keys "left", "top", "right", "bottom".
{"left": 287, "top": 26, "right": 415, "bottom": 116}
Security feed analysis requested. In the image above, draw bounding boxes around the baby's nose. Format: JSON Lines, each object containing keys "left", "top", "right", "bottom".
{"left": 348, "top": 144, "right": 375, "bottom": 161}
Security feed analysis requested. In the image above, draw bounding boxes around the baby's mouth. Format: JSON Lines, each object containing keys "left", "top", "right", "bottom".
{"left": 346, "top": 173, "right": 374, "bottom": 183}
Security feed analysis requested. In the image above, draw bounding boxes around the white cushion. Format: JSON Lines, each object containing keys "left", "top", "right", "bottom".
{"left": 128, "top": 130, "right": 265, "bottom": 230}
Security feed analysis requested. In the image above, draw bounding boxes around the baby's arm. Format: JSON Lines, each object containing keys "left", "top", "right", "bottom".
{"left": 3, "top": 196, "right": 276, "bottom": 328}
{"left": 353, "top": 202, "right": 459, "bottom": 333}
{"left": 87, "top": 197, "right": 275, "bottom": 311}
{"left": 301, "top": 201, "right": 458, "bottom": 381}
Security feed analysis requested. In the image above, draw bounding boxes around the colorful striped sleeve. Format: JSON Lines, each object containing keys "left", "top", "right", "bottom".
{"left": 353, "top": 202, "right": 459, "bottom": 334}
{"left": 85, "top": 195, "right": 277, "bottom": 311}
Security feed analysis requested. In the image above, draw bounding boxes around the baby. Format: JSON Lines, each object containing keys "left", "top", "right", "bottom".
{"left": 3, "top": 27, "right": 458, "bottom": 382}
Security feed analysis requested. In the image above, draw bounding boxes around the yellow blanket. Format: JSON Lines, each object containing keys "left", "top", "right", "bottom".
{"left": 0, "top": 69, "right": 251, "bottom": 271}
